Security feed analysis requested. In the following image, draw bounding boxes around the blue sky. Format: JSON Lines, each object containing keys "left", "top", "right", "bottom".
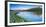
{"left": 10, "top": 4, "right": 40, "bottom": 10}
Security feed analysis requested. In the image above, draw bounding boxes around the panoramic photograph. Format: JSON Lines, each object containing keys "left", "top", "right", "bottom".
{"left": 10, "top": 4, "right": 42, "bottom": 23}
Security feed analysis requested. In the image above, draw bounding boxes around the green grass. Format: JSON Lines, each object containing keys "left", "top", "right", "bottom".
{"left": 10, "top": 11, "right": 29, "bottom": 23}
{"left": 10, "top": 12, "right": 24, "bottom": 23}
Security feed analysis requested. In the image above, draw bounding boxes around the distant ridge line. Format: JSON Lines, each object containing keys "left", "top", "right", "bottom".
{"left": 10, "top": 9, "right": 32, "bottom": 11}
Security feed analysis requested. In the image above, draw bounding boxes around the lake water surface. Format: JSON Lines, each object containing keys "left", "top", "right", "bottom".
{"left": 17, "top": 12, "right": 42, "bottom": 22}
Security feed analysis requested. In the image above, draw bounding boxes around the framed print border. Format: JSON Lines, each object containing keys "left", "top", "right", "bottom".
{"left": 5, "top": 1, "right": 45, "bottom": 26}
